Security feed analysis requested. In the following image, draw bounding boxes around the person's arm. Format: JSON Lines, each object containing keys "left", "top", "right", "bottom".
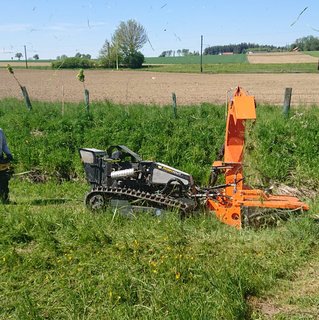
{"left": 1, "top": 131, "right": 12, "bottom": 160}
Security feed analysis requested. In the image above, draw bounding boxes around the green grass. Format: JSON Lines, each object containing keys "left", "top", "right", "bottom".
{"left": 0, "top": 99, "right": 318, "bottom": 319}
{"left": 306, "top": 51, "right": 319, "bottom": 57}
{"left": 247, "top": 105, "right": 319, "bottom": 189}
{"left": 145, "top": 54, "right": 247, "bottom": 64}
{"left": 0, "top": 98, "right": 318, "bottom": 188}
{"left": 2, "top": 55, "right": 318, "bottom": 74}
{"left": 143, "top": 62, "right": 318, "bottom": 73}
{"left": 143, "top": 53, "right": 319, "bottom": 73}
{"left": 0, "top": 180, "right": 318, "bottom": 319}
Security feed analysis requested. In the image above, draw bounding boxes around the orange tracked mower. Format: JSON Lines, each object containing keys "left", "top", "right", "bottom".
{"left": 80, "top": 87, "right": 309, "bottom": 228}
{"left": 206, "top": 87, "right": 309, "bottom": 228}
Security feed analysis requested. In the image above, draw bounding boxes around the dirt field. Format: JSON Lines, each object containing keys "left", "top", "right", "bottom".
{"left": 1, "top": 69, "right": 319, "bottom": 105}
{"left": 247, "top": 52, "right": 318, "bottom": 64}
{"left": 0, "top": 61, "right": 51, "bottom": 67}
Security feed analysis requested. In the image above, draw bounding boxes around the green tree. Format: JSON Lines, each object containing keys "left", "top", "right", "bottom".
{"left": 113, "top": 19, "right": 148, "bottom": 56}
{"left": 123, "top": 51, "right": 144, "bottom": 69}
{"left": 33, "top": 54, "right": 39, "bottom": 60}
{"left": 15, "top": 52, "right": 23, "bottom": 60}
{"left": 291, "top": 35, "right": 319, "bottom": 51}
{"left": 181, "top": 49, "right": 190, "bottom": 56}
{"left": 75, "top": 52, "right": 92, "bottom": 59}
{"left": 56, "top": 54, "right": 68, "bottom": 60}
{"left": 99, "top": 20, "right": 147, "bottom": 69}
{"left": 99, "top": 39, "right": 122, "bottom": 68}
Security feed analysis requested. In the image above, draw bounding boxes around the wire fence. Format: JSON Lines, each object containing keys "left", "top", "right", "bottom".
{"left": 0, "top": 68, "right": 318, "bottom": 106}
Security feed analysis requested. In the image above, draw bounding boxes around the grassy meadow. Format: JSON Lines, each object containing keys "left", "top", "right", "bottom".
{"left": 0, "top": 98, "right": 318, "bottom": 319}
{"left": 1, "top": 51, "right": 318, "bottom": 74}
{"left": 144, "top": 54, "right": 247, "bottom": 64}
{"left": 307, "top": 51, "right": 319, "bottom": 57}
{"left": 143, "top": 62, "right": 318, "bottom": 74}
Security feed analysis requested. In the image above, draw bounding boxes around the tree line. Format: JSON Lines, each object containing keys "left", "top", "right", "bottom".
{"left": 159, "top": 49, "right": 199, "bottom": 57}
{"left": 203, "top": 36, "right": 319, "bottom": 55}
{"left": 291, "top": 35, "right": 319, "bottom": 51}
{"left": 14, "top": 53, "right": 40, "bottom": 60}
{"left": 204, "top": 43, "right": 288, "bottom": 55}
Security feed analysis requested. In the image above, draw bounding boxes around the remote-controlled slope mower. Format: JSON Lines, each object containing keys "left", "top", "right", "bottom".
{"left": 79, "top": 87, "right": 309, "bottom": 228}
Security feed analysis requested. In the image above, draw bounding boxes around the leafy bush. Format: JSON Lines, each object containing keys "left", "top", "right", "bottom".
{"left": 123, "top": 51, "right": 145, "bottom": 69}
{"left": 51, "top": 57, "right": 95, "bottom": 69}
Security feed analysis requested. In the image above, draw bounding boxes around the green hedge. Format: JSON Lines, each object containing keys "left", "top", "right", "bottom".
{"left": 51, "top": 57, "right": 95, "bottom": 69}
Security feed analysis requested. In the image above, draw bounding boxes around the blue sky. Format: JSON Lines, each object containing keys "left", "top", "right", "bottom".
{"left": 1, "top": 0, "right": 319, "bottom": 59}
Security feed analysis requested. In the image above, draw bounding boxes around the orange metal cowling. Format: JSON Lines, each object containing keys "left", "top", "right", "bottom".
{"left": 207, "top": 87, "right": 309, "bottom": 229}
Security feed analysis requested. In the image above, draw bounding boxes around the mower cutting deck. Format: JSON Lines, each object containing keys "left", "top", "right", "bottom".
{"left": 206, "top": 87, "right": 309, "bottom": 228}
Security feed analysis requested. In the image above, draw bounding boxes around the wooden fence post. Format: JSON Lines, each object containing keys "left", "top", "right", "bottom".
{"left": 283, "top": 87, "right": 292, "bottom": 117}
{"left": 172, "top": 92, "right": 177, "bottom": 118}
{"left": 84, "top": 89, "right": 90, "bottom": 113}
{"left": 20, "top": 86, "right": 32, "bottom": 110}
{"left": 61, "top": 85, "right": 65, "bottom": 115}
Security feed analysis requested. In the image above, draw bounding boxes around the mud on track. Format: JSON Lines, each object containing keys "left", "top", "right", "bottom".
{"left": 1, "top": 69, "right": 319, "bottom": 105}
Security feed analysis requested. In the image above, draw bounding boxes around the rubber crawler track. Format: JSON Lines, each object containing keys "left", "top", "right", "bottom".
{"left": 86, "top": 186, "right": 197, "bottom": 214}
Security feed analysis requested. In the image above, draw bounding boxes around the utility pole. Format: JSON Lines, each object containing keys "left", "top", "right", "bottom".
{"left": 107, "top": 42, "right": 110, "bottom": 68}
{"left": 116, "top": 42, "right": 119, "bottom": 70}
{"left": 200, "top": 35, "right": 203, "bottom": 73}
{"left": 24, "top": 45, "right": 28, "bottom": 69}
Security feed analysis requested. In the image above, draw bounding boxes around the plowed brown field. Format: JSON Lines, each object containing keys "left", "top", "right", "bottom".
{"left": 1, "top": 69, "right": 318, "bottom": 105}
{"left": 247, "top": 52, "right": 318, "bottom": 64}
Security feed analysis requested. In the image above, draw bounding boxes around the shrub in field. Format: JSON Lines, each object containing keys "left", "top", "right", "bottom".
{"left": 51, "top": 57, "right": 95, "bottom": 69}
{"left": 123, "top": 51, "right": 145, "bottom": 69}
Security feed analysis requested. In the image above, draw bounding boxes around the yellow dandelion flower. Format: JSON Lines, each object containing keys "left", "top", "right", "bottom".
{"left": 175, "top": 272, "right": 181, "bottom": 280}
{"left": 150, "top": 260, "right": 157, "bottom": 267}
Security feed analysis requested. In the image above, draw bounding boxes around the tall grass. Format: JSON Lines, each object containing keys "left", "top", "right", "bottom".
{"left": 244, "top": 105, "right": 319, "bottom": 190}
{"left": 0, "top": 98, "right": 318, "bottom": 189}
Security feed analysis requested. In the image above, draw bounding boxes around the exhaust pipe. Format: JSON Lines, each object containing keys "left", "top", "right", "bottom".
{"left": 110, "top": 168, "right": 136, "bottom": 179}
